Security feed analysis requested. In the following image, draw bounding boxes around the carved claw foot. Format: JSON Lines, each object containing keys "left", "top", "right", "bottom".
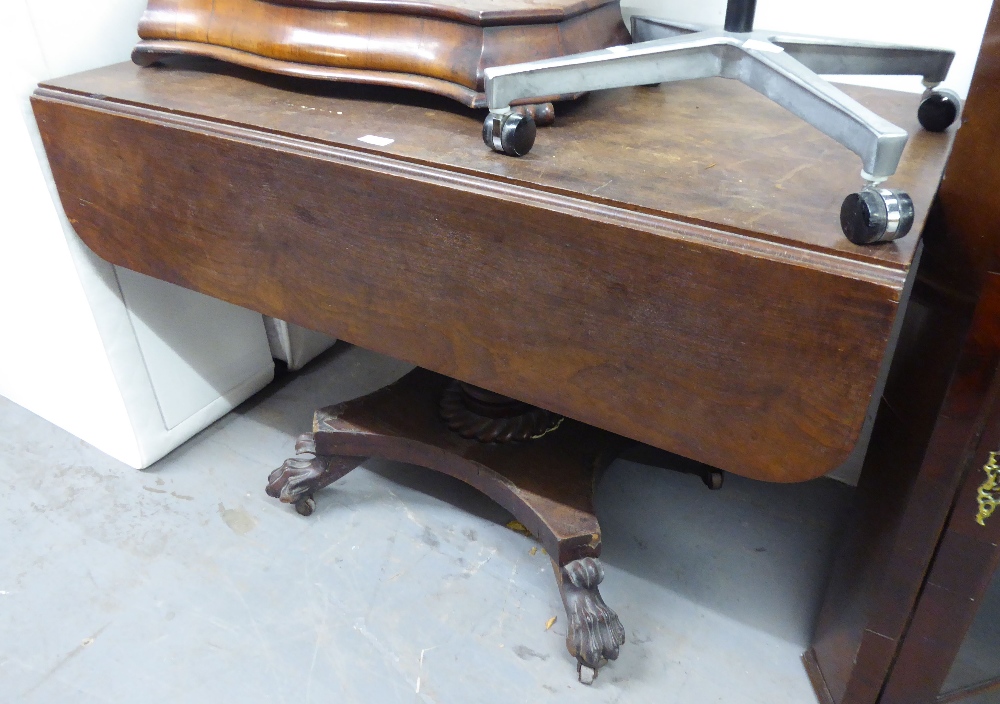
{"left": 266, "top": 433, "right": 362, "bottom": 515}
{"left": 559, "top": 557, "right": 625, "bottom": 683}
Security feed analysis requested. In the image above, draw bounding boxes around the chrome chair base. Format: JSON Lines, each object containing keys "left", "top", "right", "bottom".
{"left": 482, "top": 15, "right": 959, "bottom": 243}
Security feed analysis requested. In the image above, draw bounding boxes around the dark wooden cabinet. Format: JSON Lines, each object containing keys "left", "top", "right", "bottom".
{"left": 883, "top": 287, "right": 1000, "bottom": 701}
{"left": 806, "top": 3, "right": 1000, "bottom": 702}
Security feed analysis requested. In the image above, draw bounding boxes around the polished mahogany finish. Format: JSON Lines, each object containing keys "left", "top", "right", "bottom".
{"left": 267, "top": 0, "right": 617, "bottom": 25}
{"left": 267, "top": 367, "right": 616, "bottom": 564}
{"left": 133, "top": 0, "right": 630, "bottom": 108}
{"left": 30, "top": 58, "right": 954, "bottom": 485}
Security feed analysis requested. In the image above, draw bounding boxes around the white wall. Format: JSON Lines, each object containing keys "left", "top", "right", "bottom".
{"left": 1, "top": 0, "right": 148, "bottom": 462}
{"left": 1, "top": 0, "right": 275, "bottom": 467}
{"left": 622, "top": 0, "right": 992, "bottom": 97}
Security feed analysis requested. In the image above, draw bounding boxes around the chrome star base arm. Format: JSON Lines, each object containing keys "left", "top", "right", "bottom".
{"left": 483, "top": 14, "right": 958, "bottom": 243}
{"left": 632, "top": 17, "right": 961, "bottom": 136}
{"left": 485, "top": 27, "right": 911, "bottom": 181}
{"left": 631, "top": 17, "right": 955, "bottom": 86}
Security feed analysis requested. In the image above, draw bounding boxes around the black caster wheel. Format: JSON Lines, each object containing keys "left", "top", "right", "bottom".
{"left": 840, "top": 187, "right": 914, "bottom": 245}
{"left": 483, "top": 111, "right": 536, "bottom": 157}
{"left": 918, "top": 88, "right": 961, "bottom": 132}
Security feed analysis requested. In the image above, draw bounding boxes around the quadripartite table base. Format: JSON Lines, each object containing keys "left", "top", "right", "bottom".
{"left": 264, "top": 367, "right": 721, "bottom": 683}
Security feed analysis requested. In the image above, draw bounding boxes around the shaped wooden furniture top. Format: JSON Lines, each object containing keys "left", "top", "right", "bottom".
{"left": 132, "top": 0, "right": 630, "bottom": 107}
{"left": 32, "top": 58, "right": 955, "bottom": 483}
{"left": 266, "top": 0, "right": 617, "bottom": 25}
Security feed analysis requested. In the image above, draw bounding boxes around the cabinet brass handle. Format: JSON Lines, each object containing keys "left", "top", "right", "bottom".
{"left": 975, "top": 452, "right": 1000, "bottom": 526}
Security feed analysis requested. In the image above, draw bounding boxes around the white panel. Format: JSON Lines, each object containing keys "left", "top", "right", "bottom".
{"left": 283, "top": 322, "right": 337, "bottom": 370}
{"left": 116, "top": 268, "right": 274, "bottom": 430}
{"left": 263, "top": 317, "right": 338, "bottom": 371}
{"left": 262, "top": 317, "right": 294, "bottom": 364}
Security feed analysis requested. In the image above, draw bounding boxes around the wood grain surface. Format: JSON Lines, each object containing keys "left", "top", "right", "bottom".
{"left": 267, "top": 0, "right": 617, "bottom": 25}
{"left": 135, "top": 0, "right": 630, "bottom": 100}
{"left": 42, "top": 58, "right": 952, "bottom": 266}
{"left": 311, "top": 367, "right": 615, "bottom": 564}
{"left": 31, "top": 59, "right": 955, "bottom": 483}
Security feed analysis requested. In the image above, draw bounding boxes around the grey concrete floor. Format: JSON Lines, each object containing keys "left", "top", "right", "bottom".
{"left": 0, "top": 344, "right": 856, "bottom": 703}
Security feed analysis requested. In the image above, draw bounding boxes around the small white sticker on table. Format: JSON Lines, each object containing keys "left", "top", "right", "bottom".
{"left": 742, "top": 39, "right": 784, "bottom": 53}
{"left": 606, "top": 45, "right": 630, "bottom": 54}
{"left": 358, "top": 135, "right": 395, "bottom": 146}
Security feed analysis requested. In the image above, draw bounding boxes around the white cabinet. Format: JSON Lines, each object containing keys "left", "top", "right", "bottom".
{"left": 0, "top": 0, "right": 274, "bottom": 468}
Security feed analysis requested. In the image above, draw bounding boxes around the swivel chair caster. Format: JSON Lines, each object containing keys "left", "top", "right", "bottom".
{"left": 482, "top": 111, "right": 536, "bottom": 157}
{"left": 918, "top": 88, "right": 961, "bottom": 133}
{"left": 840, "top": 187, "right": 914, "bottom": 245}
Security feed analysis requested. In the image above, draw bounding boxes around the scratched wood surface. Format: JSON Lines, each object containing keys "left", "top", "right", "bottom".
{"left": 32, "top": 60, "right": 955, "bottom": 482}
{"left": 48, "top": 58, "right": 951, "bottom": 266}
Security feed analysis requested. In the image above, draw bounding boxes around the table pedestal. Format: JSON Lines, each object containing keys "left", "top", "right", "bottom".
{"left": 265, "top": 367, "right": 721, "bottom": 682}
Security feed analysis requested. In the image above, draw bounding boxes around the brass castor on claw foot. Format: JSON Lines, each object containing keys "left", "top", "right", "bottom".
{"left": 265, "top": 433, "right": 362, "bottom": 515}
{"left": 559, "top": 557, "right": 626, "bottom": 684}
{"left": 294, "top": 495, "right": 316, "bottom": 516}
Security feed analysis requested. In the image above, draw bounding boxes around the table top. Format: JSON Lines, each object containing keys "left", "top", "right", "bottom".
{"left": 43, "top": 57, "right": 952, "bottom": 273}
{"left": 34, "top": 59, "right": 957, "bottom": 482}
